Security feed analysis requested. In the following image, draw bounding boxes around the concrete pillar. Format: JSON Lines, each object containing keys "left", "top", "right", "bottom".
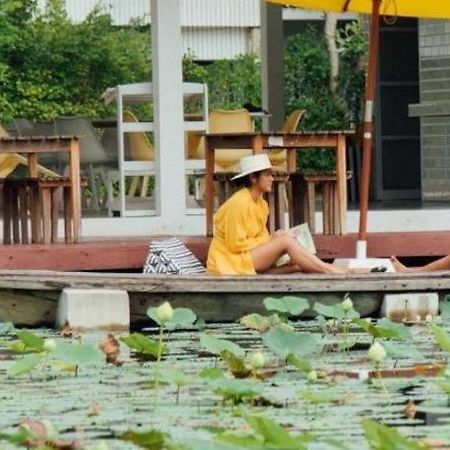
{"left": 260, "top": 3, "right": 285, "bottom": 131}
{"left": 151, "top": 0, "right": 186, "bottom": 221}
{"left": 56, "top": 289, "right": 130, "bottom": 331}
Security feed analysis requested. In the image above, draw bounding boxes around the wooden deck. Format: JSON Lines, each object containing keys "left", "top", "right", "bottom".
{"left": 1, "top": 231, "right": 450, "bottom": 271}
{"left": 1, "top": 269, "right": 450, "bottom": 326}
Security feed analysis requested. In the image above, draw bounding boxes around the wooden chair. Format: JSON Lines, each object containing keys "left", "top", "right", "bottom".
{"left": 188, "top": 109, "right": 254, "bottom": 172}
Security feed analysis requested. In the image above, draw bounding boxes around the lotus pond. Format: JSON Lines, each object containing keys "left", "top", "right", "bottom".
{"left": 1, "top": 296, "right": 450, "bottom": 450}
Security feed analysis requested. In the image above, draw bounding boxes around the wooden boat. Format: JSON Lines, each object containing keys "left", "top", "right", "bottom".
{"left": 1, "top": 231, "right": 450, "bottom": 326}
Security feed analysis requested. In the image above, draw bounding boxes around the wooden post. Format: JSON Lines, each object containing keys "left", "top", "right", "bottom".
{"left": 18, "top": 185, "right": 29, "bottom": 244}
{"left": 63, "top": 186, "right": 73, "bottom": 244}
{"left": 358, "top": 0, "right": 382, "bottom": 257}
{"left": 41, "top": 187, "right": 52, "bottom": 244}
{"left": 252, "top": 134, "right": 264, "bottom": 154}
{"left": 336, "top": 133, "right": 347, "bottom": 235}
{"left": 3, "top": 181, "right": 12, "bottom": 244}
{"left": 30, "top": 182, "right": 42, "bottom": 244}
{"left": 28, "top": 153, "right": 38, "bottom": 178}
{"left": 51, "top": 187, "right": 59, "bottom": 243}
{"left": 11, "top": 184, "right": 20, "bottom": 244}
{"left": 205, "top": 137, "right": 215, "bottom": 236}
{"left": 69, "top": 139, "right": 81, "bottom": 243}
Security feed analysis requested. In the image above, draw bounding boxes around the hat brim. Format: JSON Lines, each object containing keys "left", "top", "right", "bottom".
{"left": 231, "top": 163, "right": 274, "bottom": 181}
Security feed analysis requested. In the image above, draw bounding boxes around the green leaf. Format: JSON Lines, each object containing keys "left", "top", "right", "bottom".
{"left": 430, "top": 325, "right": 450, "bottom": 352}
{"left": 301, "top": 389, "right": 341, "bottom": 404}
{"left": 160, "top": 368, "right": 192, "bottom": 387}
{"left": 380, "top": 340, "right": 423, "bottom": 360}
{"left": 440, "top": 295, "right": 450, "bottom": 321}
{"left": 263, "top": 296, "right": 309, "bottom": 316}
{"left": 120, "top": 333, "right": 165, "bottom": 360}
{"left": 244, "top": 414, "right": 310, "bottom": 449}
{"left": 7, "top": 353, "right": 41, "bottom": 377}
{"left": 211, "top": 379, "right": 261, "bottom": 403}
{"left": 199, "top": 333, "right": 244, "bottom": 358}
{"left": 221, "top": 351, "right": 251, "bottom": 379}
{"left": 313, "top": 302, "right": 345, "bottom": 320}
{"left": 165, "top": 308, "right": 197, "bottom": 331}
{"left": 239, "top": 313, "right": 280, "bottom": 333}
{"left": 353, "top": 318, "right": 411, "bottom": 340}
{"left": 199, "top": 367, "right": 225, "bottom": 380}
{"left": 436, "top": 381, "right": 450, "bottom": 394}
{"left": 215, "top": 433, "right": 262, "bottom": 449}
{"left": 15, "top": 330, "right": 45, "bottom": 353}
{"left": 119, "top": 429, "right": 167, "bottom": 449}
{"left": 53, "top": 342, "right": 103, "bottom": 365}
{"left": 0, "top": 427, "right": 35, "bottom": 446}
{"left": 286, "top": 354, "right": 312, "bottom": 373}
{"left": 263, "top": 327, "right": 322, "bottom": 359}
{"left": 362, "top": 419, "right": 423, "bottom": 450}
{"left": 376, "top": 319, "right": 412, "bottom": 340}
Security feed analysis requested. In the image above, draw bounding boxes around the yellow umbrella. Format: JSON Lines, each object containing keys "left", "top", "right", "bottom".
{"left": 266, "top": 0, "right": 450, "bottom": 258}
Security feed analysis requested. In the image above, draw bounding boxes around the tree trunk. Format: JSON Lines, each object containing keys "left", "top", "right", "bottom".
{"left": 325, "top": 13, "right": 339, "bottom": 95}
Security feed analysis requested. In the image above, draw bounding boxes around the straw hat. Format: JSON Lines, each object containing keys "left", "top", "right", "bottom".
{"left": 231, "top": 154, "right": 273, "bottom": 180}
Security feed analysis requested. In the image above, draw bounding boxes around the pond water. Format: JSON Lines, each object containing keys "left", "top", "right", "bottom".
{"left": 1, "top": 315, "right": 449, "bottom": 449}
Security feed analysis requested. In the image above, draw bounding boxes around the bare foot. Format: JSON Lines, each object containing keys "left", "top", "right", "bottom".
{"left": 390, "top": 256, "right": 408, "bottom": 273}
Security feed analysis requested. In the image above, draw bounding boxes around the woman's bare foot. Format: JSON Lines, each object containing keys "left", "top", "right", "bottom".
{"left": 390, "top": 256, "right": 408, "bottom": 273}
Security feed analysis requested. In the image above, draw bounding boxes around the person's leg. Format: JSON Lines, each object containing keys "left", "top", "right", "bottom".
{"left": 250, "top": 234, "right": 344, "bottom": 274}
{"left": 264, "top": 264, "right": 302, "bottom": 275}
{"left": 391, "top": 255, "right": 450, "bottom": 273}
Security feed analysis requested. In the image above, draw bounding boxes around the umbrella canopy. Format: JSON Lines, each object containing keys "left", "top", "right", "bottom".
{"left": 265, "top": 0, "right": 450, "bottom": 258}
{"left": 266, "top": 0, "right": 450, "bottom": 19}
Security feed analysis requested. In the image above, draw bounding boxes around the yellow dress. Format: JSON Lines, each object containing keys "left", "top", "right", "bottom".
{"left": 207, "top": 188, "right": 270, "bottom": 275}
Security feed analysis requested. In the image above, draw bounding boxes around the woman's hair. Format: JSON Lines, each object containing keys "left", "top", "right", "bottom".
{"left": 233, "top": 170, "right": 262, "bottom": 188}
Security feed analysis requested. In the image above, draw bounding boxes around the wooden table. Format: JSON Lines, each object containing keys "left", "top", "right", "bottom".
{"left": 0, "top": 136, "right": 81, "bottom": 243}
{"left": 204, "top": 131, "right": 354, "bottom": 237}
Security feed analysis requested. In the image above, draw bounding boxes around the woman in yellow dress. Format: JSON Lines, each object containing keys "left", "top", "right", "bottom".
{"left": 207, "top": 154, "right": 356, "bottom": 275}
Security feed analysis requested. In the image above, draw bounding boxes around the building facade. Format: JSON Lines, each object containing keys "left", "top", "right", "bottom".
{"left": 410, "top": 20, "right": 450, "bottom": 201}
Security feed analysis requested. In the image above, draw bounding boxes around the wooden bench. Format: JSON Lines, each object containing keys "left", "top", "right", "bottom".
{"left": 1, "top": 177, "right": 86, "bottom": 244}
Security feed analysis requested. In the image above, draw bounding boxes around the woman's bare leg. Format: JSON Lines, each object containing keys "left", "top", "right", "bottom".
{"left": 391, "top": 255, "right": 450, "bottom": 273}
{"left": 251, "top": 234, "right": 344, "bottom": 274}
{"left": 264, "top": 264, "right": 302, "bottom": 275}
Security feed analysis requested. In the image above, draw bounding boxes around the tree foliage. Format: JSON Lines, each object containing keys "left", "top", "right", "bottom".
{"left": 0, "top": 1, "right": 365, "bottom": 172}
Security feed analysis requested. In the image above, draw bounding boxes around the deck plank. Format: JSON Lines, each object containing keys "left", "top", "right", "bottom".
{"left": 0, "top": 231, "right": 450, "bottom": 271}
{"left": 0, "top": 269, "right": 449, "bottom": 293}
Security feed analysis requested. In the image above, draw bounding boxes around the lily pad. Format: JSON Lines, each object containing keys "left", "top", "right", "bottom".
{"left": 239, "top": 313, "right": 280, "bottom": 333}
{"left": 7, "top": 354, "right": 41, "bottom": 377}
{"left": 199, "top": 333, "right": 244, "bottom": 358}
{"left": 53, "top": 342, "right": 104, "bottom": 365}
{"left": 211, "top": 379, "right": 261, "bottom": 404}
{"left": 263, "top": 296, "right": 309, "bottom": 316}
{"left": 14, "top": 330, "right": 45, "bottom": 353}
{"left": 119, "top": 429, "right": 167, "bottom": 449}
{"left": 430, "top": 324, "right": 450, "bottom": 352}
{"left": 120, "top": 332, "right": 165, "bottom": 360}
{"left": 263, "top": 327, "right": 322, "bottom": 359}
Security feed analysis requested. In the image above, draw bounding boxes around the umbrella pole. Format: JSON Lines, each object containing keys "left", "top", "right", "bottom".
{"left": 357, "top": 0, "right": 382, "bottom": 259}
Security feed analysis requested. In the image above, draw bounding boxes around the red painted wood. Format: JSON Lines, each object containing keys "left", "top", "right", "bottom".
{"left": 0, "top": 232, "right": 450, "bottom": 271}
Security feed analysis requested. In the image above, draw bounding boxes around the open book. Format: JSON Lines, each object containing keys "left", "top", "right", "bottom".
{"left": 275, "top": 223, "right": 316, "bottom": 267}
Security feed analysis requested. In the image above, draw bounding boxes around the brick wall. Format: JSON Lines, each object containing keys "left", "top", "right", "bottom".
{"left": 418, "top": 20, "right": 450, "bottom": 200}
